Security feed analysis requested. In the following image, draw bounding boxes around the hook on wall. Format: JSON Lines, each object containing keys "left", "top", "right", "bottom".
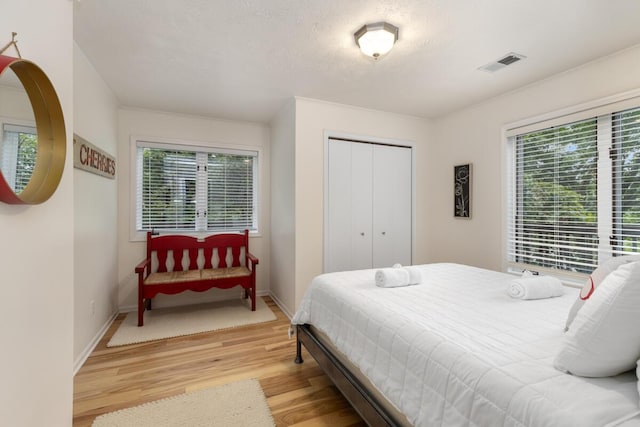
{"left": 0, "top": 32, "right": 22, "bottom": 58}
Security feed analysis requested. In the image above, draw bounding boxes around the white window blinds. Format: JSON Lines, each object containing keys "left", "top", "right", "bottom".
{"left": 136, "top": 142, "right": 258, "bottom": 233}
{"left": 508, "top": 118, "right": 598, "bottom": 273}
{"left": 507, "top": 99, "right": 640, "bottom": 275}
{"left": 207, "top": 153, "right": 255, "bottom": 231}
{"left": 1, "top": 123, "right": 37, "bottom": 193}
{"left": 137, "top": 147, "right": 197, "bottom": 231}
{"left": 612, "top": 106, "right": 640, "bottom": 255}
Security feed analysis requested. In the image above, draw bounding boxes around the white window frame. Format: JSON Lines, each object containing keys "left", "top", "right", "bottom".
{"left": 502, "top": 89, "right": 640, "bottom": 283}
{"left": 129, "top": 135, "right": 261, "bottom": 241}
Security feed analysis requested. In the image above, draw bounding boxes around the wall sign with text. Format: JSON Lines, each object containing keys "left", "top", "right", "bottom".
{"left": 73, "top": 134, "right": 116, "bottom": 179}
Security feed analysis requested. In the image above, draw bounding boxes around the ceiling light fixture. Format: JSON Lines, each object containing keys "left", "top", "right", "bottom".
{"left": 354, "top": 22, "right": 399, "bottom": 60}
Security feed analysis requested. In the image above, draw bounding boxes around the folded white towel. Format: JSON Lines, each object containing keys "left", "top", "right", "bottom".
{"left": 508, "top": 276, "right": 565, "bottom": 300}
{"left": 375, "top": 268, "right": 410, "bottom": 288}
{"left": 403, "top": 266, "right": 423, "bottom": 285}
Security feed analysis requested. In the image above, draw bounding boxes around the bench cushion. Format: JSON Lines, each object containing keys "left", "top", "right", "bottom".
{"left": 201, "top": 266, "right": 251, "bottom": 280}
{"left": 145, "top": 267, "right": 251, "bottom": 285}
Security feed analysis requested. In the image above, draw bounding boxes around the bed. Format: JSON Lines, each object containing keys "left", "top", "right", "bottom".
{"left": 291, "top": 263, "right": 640, "bottom": 427}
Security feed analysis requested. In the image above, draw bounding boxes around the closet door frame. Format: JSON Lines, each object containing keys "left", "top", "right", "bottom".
{"left": 323, "top": 130, "right": 416, "bottom": 273}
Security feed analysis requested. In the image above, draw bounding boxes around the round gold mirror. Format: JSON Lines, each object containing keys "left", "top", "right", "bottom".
{"left": 0, "top": 55, "right": 66, "bottom": 204}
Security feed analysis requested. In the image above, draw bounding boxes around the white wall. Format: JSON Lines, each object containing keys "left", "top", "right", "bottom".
{"left": 0, "top": 2, "right": 74, "bottom": 426}
{"left": 0, "top": 83, "right": 33, "bottom": 118}
{"left": 73, "top": 43, "right": 119, "bottom": 370}
{"left": 430, "top": 44, "right": 640, "bottom": 271}
{"left": 291, "top": 98, "right": 432, "bottom": 311}
{"left": 117, "top": 108, "right": 271, "bottom": 310}
{"left": 269, "top": 99, "right": 296, "bottom": 316}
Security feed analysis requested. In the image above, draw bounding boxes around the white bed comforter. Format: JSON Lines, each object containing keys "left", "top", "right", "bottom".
{"left": 291, "top": 263, "right": 640, "bottom": 427}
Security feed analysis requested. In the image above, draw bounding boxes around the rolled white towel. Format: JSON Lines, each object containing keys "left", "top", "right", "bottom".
{"left": 375, "top": 268, "right": 410, "bottom": 288}
{"left": 508, "top": 276, "right": 565, "bottom": 300}
{"left": 403, "top": 266, "right": 423, "bottom": 285}
{"left": 522, "top": 269, "right": 535, "bottom": 278}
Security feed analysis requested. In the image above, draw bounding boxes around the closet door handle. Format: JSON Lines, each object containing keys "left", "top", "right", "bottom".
{"left": 381, "top": 231, "right": 386, "bottom": 235}
{"left": 360, "top": 232, "right": 365, "bottom": 236}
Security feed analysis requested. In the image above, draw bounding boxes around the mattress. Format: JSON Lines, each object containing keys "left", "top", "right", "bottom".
{"left": 291, "top": 263, "right": 640, "bottom": 427}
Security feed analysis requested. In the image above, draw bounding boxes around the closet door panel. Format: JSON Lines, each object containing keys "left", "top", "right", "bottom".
{"left": 372, "top": 144, "right": 412, "bottom": 268}
{"left": 327, "top": 140, "right": 373, "bottom": 272}
{"left": 327, "top": 140, "right": 353, "bottom": 273}
{"left": 350, "top": 142, "right": 373, "bottom": 270}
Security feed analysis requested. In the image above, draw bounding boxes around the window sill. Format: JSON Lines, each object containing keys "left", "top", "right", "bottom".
{"left": 129, "top": 229, "right": 262, "bottom": 243}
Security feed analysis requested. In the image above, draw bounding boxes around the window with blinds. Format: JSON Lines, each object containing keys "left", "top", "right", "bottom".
{"left": 612, "top": 106, "right": 640, "bottom": 255}
{"left": 507, "top": 103, "right": 640, "bottom": 275}
{"left": 1, "top": 123, "right": 37, "bottom": 193}
{"left": 135, "top": 141, "right": 258, "bottom": 233}
{"left": 509, "top": 119, "right": 598, "bottom": 273}
{"left": 207, "top": 153, "right": 255, "bottom": 231}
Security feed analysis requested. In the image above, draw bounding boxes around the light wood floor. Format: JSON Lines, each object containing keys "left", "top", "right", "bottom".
{"left": 73, "top": 297, "right": 366, "bottom": 426}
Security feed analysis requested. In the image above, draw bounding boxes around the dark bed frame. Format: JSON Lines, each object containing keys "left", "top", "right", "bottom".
{"left": 295, "top": 324, "right": 403, "bottom": 427}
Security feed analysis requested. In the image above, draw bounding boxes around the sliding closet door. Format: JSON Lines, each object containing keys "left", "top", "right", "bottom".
{"left": 372, "top": 144, "right": 412, "bottom": 268}
{"left": 326, "top": 138, "right": 412, "bottom": 273}
{"left": 350, "top": 143, "right": 374, "bottom": 269}
{"left": 326, "top": 140, "right": 373, "bottom": 272}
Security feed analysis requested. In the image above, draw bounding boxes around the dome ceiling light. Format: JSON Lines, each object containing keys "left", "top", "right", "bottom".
{"left": 354, "top": 21, "right": 399, "bottom": 60}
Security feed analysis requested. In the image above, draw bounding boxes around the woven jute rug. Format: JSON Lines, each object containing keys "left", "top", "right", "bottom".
{"left": 108, "top": 297, "right": 276, "bottom": 347}
{"left": 92, "top": 378, "right": 275, "bottom": 426}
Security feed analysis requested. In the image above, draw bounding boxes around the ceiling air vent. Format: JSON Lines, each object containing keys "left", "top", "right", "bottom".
{"left": 478, "top": 52, "right": 526, "bottom": 73}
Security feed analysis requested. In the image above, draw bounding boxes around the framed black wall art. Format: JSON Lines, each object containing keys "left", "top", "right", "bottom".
{"left": 454, "top": 164, "right": 471, "bottom": 218}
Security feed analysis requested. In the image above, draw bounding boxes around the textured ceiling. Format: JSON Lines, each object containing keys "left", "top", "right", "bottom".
{"left": 73, "top": 0, "right": 640, "bottom": 123}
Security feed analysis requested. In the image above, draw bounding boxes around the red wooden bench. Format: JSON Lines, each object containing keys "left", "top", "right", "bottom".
{"left": 134, "top": 229, "right": 258, "bottom": 326}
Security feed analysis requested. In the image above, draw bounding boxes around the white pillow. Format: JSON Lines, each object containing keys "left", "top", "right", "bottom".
{"left": 565, "top": 255, "right": 640, "bottom": 331}
{"left": 554, "top": 261, "right": 640, "bottom": 377}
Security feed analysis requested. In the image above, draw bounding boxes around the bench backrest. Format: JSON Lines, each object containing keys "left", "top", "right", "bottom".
{"left": 146, "top": 230, "right": 249, "bottom": 272}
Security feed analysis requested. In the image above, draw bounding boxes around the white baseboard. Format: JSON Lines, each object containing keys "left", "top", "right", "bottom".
{"left": 73, "top": 310, "right": 118, "bottom": 376}
{"left": 268, "top": 291, "right": 293, "bottom": 320}
{"left": 119, "top": 304, "right": 137, "bottom": 313}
